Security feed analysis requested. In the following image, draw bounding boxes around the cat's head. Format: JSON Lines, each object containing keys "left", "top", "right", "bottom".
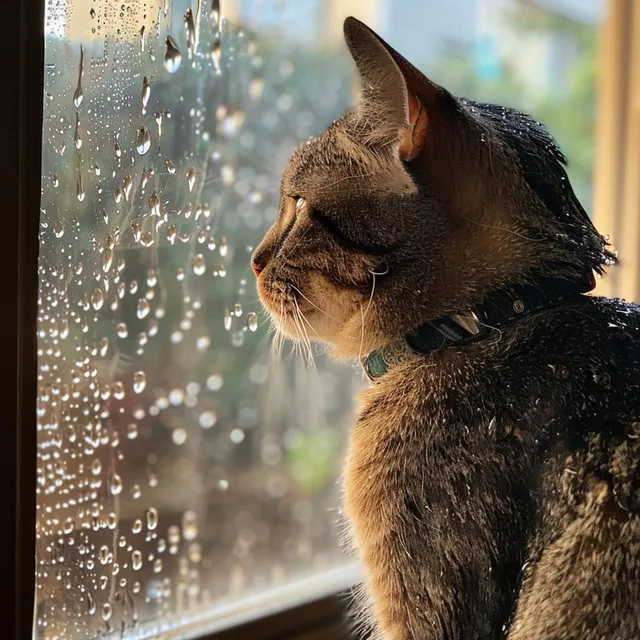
{"left": 252, "top": 17, "right": 612, "bottom": 359}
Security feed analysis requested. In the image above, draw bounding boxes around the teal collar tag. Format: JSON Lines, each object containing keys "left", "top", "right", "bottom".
{"left": 362, "top": 350, "right": 389, "bottom": 381}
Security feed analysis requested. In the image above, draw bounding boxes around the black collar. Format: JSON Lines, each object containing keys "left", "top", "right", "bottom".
{"left": 362, "top": 272, "right": 596, "bottom": 381}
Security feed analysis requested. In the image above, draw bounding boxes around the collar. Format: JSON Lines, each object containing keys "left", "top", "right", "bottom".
{"left": 362, "top": 272, "right": 596, "bottom": 381}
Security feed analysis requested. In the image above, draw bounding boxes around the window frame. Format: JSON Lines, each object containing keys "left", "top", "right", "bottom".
{"left": 12, "top": 1, "right": 634, "bottom": 638}
{"left": 4, "top": 0, "right": 44, "bottom": 638}
{"left": 593, "top": 0, "right": 639, "bottom": 300}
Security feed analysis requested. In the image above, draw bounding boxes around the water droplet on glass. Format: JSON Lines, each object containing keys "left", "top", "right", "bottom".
{"left": 155, "top": 110, "right": 163, "bottom": 142}
{"left": 188, "top": 542, "right": 202, "bottom": 563}
{"left": 73, "top": 113, "right": 82, "bottom": 149}
{"left": 132, "top": 549, "right": 143, "bottom": 570}
{"left": 182, "top": 510, "right": 198, "bottom": 540}
{"left": 168, "top": 525, "right": 181, "bottom": 545}
{"left": 224, "top": 309, "right": 232, "bottom": 330}
{"left": 76, "top": 165, "right": 85, "bottom": 202}
{"left": 186, "top": 167, "right": 196, "bottom": 192}
{"left": 101, "top": 602, "right": 112, "bottom": 622}
{"left": 211, "top": 0, "right": 221, "bottom": 27}
{"left": 141, "top": 76, "right": 150, "bottom": 115}
{"left": 148, "top": 191, "right": 161, "bottom": 216}
{"left": 91, "top": 288, "right": 104, "bottom": 311}
{"left": 137, "top": 298, "right": 151, "bottom": 320}
{"left": 127, "top": 423, "right": 138, "bottom": 440}
{"left": 211, "top": 35, "right": 222, "bottom": 72}
{"left": 136, "top": 126, "right": 151, "bottom": 155}
{"left": 145, "top": 507, "right": 158, "bottom": 530}
{"left": 63, "top": 517, "right": 75, "bottom": 534}
{"left": 164, "top": 36, "right": 182, "bottom": 73}
{"left": 91, "top": 458, "right": 102, "bottom": 476}
{"left": 86, "top": 591, "right": 96, "bottom": 615}
{"left": 184, "top": 9, "right": 196, "bottom": 60}
{"left": 122, "top": 174, "right": 133, "bottom": 201}
{"left": 99, "top": 544, "right": 110, "bottom": 565}
{"left": 247, "top": 312, "right": 258, "bottom": 331}
{"left": 219, "top": 236, "right": 228, "bottom": 256}
{"left": 53, "top": 221, "right": 64, "bottom": 238}
{"left": 113, "top": 381, "right": 125, "bottom": 400}
{"left": 133, "top": 371, "right": 146, "bottom": 393}
{"left": 153, "top": 558, "right": 163, "bottom": 573}
{"left": 73, "top": 46, "right": 84, "bottom": 107}
{"left": 192, "top": 254, "right": 206, "bottom": 276}
{"left": 109, "top": 472, "right": 123, "bottom": 496}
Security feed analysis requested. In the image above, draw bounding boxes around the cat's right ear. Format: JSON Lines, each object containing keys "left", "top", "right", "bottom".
{"left": 343, "top": 17, "right": 452, "bottom": 162}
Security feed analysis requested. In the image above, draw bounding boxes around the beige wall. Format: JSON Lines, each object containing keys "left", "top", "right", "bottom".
{"left": 593, "top": 0, "right": 640, "bottom": 301}
{"left": 321, "top": 0, "right": 383, "bottom": 48}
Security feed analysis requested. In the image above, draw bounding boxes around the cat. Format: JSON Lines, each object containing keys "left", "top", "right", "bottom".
{"left": 251, "top": 16, "right": 640, "bottom": 640}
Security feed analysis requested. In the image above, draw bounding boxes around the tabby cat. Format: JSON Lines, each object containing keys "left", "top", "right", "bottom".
{"left": 251, "top": 16, "right": 640, "bottom": 640}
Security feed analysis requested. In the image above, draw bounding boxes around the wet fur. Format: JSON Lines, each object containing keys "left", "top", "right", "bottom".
{"left": 252, "top": 17, "right": 639, "bottom": 640}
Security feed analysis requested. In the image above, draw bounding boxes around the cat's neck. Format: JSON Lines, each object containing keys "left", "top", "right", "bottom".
{"left": 361, "top": 271, "right": 595, "bottom": 381}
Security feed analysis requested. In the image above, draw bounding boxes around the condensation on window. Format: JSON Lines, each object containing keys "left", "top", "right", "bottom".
{"left": 36, "top": 1, "right": 358, "bottom": 637}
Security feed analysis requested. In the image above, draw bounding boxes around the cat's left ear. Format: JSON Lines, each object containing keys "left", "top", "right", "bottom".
{"left": 344, "top": 16, "right": 453, "bottom": 161}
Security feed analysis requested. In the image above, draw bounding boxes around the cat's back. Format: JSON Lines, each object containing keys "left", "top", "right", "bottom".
{"left": 505, "top": 296, "right": 640, "bottom": 640}
{"left": 501, "top": 295, "right": 640, "bottom": 425}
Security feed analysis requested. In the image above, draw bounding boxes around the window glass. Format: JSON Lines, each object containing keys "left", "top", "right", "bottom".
{"left": 35, "top": 1, "right": 602, "bottom": 638}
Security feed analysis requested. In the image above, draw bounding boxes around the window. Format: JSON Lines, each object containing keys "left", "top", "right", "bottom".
{"left": 35, "top": 1, "right": 360, "bottom": 638}
{"left": 6, "top": 0, "right": 632, "bottom": 639}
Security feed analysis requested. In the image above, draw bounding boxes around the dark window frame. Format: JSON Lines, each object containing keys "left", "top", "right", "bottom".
{"left": 5, "top": 0, "right": 44, "bottom": 638}
{"left": 5, "top": 2, "right": 354, "bottom": 639}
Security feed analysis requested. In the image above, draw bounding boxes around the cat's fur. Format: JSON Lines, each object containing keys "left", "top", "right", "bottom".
{"left": 252, "top": 17, "right": 640, "bottom": 640}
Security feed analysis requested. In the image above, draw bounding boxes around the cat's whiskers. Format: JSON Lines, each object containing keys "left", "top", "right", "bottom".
{"left": 359, "top": 271, "right": 378, "bottom": 361}
{"left": 288, "top": 283, "right": 337, "bottom": 319}
{"left": 295, "top": 298, "right": 323, "bottom": 342}
{"left": 270, "top": 300, "right": 287, "bottom": 357}
{"left": 292, "top": 298, "right": 315, "bottom": 367}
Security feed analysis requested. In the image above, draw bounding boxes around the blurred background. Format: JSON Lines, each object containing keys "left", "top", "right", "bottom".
{"left": 35, "top": 0, "right": 638, "bottom": 638}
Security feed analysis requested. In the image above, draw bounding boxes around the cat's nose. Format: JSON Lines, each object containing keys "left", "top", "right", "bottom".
{"left": 251, "top": 261, "right": 263, "bottom": 278}
{"left": 251, "top": 245, "right": 272, "bottom": 278}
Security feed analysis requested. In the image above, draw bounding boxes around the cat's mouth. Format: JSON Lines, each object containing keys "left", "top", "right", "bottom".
{"left": 257, "top": 266, "right": 370, "bottom": 348}
{"left": 258, "top": 276, "right": 317, "bottom": 327}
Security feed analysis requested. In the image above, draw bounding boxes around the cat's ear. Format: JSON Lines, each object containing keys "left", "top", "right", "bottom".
{"left": 343, "top": 16, "right": 450, "bottom": 161}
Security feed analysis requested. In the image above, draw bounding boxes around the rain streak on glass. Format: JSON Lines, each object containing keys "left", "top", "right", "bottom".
{"left": 36, "top": 0, "right": 357, "bottom": 638}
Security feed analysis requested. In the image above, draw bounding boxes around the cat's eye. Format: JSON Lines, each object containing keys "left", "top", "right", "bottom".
{"left": 294, "top": 196, "right": 306, "bottom": 211}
